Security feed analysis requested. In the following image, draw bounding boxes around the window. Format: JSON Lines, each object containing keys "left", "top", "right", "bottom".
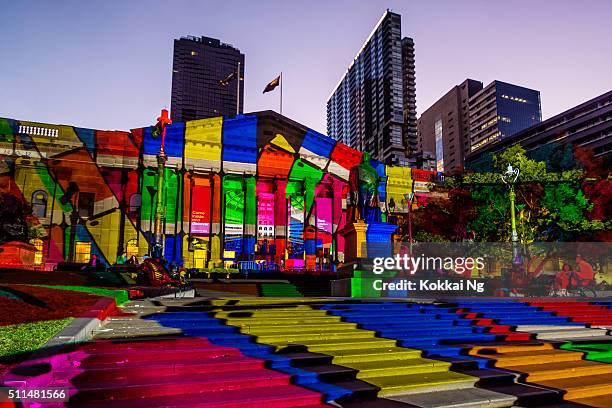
{"left": 126, "top": 239, "right": 139, "bottom": 258}
{"left": 435, "top": 119, "right": 444, "bottom": 173}
{"left": 129, "top": 194, "right": 142, "bottom": 217}
{"left": 31, "top": 190, "right": 48, "bottom": 218}
{"left": 19, "top": 125, "right": 58, "bottom": 137}
{"left": 30, "top": 238, "right": 43, "bottom": 265}
{"left": 194, "top": 249, "right": 207, "bottom": 269}
{"left": 78, "top": 192, "right": 95, "bottom": 219}
{"left": 75, "top": 242, "right": 91, "bottom": 263}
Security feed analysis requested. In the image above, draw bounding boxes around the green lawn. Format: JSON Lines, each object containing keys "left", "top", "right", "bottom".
{"left": 35, "top": 285, "right": 130, "bottom": 305}
{"left": 0, "top": 318, "right": 73, "bottom": 363}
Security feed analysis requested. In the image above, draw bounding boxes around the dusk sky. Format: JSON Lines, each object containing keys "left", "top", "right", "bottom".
{"left": 1, "top": 0, "right": 611, "bottom": 134}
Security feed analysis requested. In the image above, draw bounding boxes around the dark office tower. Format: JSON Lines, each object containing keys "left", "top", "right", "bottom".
{"left": 469, "top": 80, "right": 541, "bottom": 153}
{"left": 171, "top": 36, "right": 245, "bottom": 123}
{"left": 402, "top": 37, "right": 418, "bottom": 159}
{"left": 327, "top": 10, "right": 414, "bottom": 166}
{"left": 417, "top": 79, "right": 483, "bottom": 173}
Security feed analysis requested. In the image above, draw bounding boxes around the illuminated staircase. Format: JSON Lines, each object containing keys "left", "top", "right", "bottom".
{"left": 455, "top": 299, "right": 612, "bottom": 408}
{"left": 209, "top": 302, "right": 522, "bottom": 407}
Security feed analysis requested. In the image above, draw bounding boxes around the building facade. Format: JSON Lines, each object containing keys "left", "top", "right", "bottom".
{"left": 326, "top": 10, "right": 416, "bottom": 166}
{"left": 402, "top": 37, "right": 418, "bottom": 160}
{"left": 417, "top": 79, "right": 483, "bottom": 173}
{"left": 0, "top": 113, "right": 435, "bottom": 271}
{"left": 469, "top": 80, "right": 541, "bottom": 153}
{"left": 467, "top": 90, "right": 612, "bottom": 166}
{"left": 170, "top": 36, "right": 245, "bottom": 123}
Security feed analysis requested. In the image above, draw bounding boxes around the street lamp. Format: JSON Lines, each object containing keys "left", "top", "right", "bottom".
{"left": 403, "top": 179, "right": 416, "bottom": 256}
{"left": 501, "top": 165, "right": 520, "bottom": 264}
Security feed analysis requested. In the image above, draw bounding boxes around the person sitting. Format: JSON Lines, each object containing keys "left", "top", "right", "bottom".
{"left": 552, "top": 262, "right": 572, "bottom": 296}
{"left": 572, "top": 254, "right": 595, "bottom": 288}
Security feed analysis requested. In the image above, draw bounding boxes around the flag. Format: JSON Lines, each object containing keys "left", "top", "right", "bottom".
{"left": 263, "top": 75, "right": 280, "bottom": 93}
{"left": 219, "top": 71, "right": 237, "bottom": 86}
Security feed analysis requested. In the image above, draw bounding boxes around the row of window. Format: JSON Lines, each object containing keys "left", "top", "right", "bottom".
{"left": 18, "top": 125, "right": 59, "bottom": 138}
{"left": 30, "top": 190, "right": 100, "bottom": 219}
{"left": 470, "top": 131, "right": 501, "bottom": 152}
{"left": 29, "top": 239, "right": 95, "bottom": 265}
{"left": 501, "top": 94, "right": 529, "bottom": 103}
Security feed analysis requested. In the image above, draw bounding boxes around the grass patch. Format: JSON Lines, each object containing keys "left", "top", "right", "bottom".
{"left": 0, "top": 318, "right": 73, "bottom": 363}
{"left": 35, "top": 285, "right": 129, "bottom": 305}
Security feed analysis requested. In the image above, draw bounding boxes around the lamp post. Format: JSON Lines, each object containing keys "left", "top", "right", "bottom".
{"left": 403, "top": 179, "right": 416, "bottom": 256}
{"left": 152, "top": 109, "right": 172, "bottom": 259}
{"left": 501, "top": 164, "right": 520, "bottom": 264}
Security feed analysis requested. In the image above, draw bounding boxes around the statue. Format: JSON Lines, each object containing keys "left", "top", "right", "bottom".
{"left": 348, "top": 152, "right": 381, "bottom": 223}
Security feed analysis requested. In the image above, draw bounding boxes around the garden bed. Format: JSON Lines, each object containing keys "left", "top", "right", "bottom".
{"left": 34, "top": 285, "right": 129, "bottom": 305}
{"left": 0, "top": 285, "right": 109, "bottom": 326}
{"left": 0, "top": 285, "right": 121, "bottom": 367}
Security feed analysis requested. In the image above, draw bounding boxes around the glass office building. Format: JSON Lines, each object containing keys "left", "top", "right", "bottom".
{"left": 469, "top": 81, "right": 541, "bottom": 152}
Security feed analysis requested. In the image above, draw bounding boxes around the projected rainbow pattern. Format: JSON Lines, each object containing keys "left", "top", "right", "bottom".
{"left": 0, "top": 111, "right": 435, "bottom": 270}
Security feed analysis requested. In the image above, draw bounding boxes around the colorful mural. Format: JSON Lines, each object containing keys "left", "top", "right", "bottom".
{"left": 0, "top": 112, "right": 436, "bottom": 271}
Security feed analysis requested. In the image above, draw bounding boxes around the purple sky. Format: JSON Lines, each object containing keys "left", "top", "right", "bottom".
{"left": 1, "top": 0, "right": 611, "bottom": 134}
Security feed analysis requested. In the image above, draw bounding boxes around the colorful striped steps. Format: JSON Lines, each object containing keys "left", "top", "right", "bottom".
{"left": 211, "top": 303, "right": 483, "bottom": 399}
{"left": 316, "top": 302, "right": 540, "bottom": 406}
{"left": 67, "top": 386, "right": 332, "bottom": 408}
{"left": 502, "top": 360, "right": 612, "bottom": 382}
{"left": 527, "top": 300, "right": 612, "bottom": 329}
{"left": 560, "top": 342, "right": 612, "bottom": 363}
{"left": 387, "top": 387, "right": 517, "bottom": 408}
{"left": 323, "top": 301, "right": 592, "bottom": 406}
{"left": 73, "top": 302, "right": 351, "bottom": 405}
{"left": 467, "top": 334, "right": 612, "bottom": 406}
{"left": 451, "top": 300, "right": 604, "bottom": 343}
{"left": 140, "top": 310, "right": 360, "bottom": 402}
{"left": 457, "top": 349, "right": 584, "bottom": 407}
{"left": 518, "top": 326, "right": 609, "bottom": 340}
{"left": 16, "top": 329, "right": 333, "bottom": 408}
{"left": 53, "top": 297, "right": 612, "bottom": 407}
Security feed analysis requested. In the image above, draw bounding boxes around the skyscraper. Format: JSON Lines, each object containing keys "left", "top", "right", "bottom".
{"left": 469, "top": 80, "right": 541, "bottom": 153}
{"left": 417, "top": 79, "right": 483, "bottom": 173}
{"left": 326, "top": 10, "right": 416, "bottom": 166}
{"left": 402, "top": 37, "right": 418, "bottom": 160}
{"left": 170, "top": 36, "right": 244, "bottom": 123}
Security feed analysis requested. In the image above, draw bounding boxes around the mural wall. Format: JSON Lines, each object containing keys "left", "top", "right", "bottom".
{"left": 0, "top": 112, "right": 435, "bottom": 271}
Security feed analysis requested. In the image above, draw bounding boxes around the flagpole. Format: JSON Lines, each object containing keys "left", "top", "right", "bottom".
{"left": 280, "top": 72, "right": 283, "bottom": 115}
{"left": 236, "top": 61, "right": 241, "bottom": 116}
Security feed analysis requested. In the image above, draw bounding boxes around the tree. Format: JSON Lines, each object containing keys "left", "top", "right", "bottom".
{"left": 461, "top": 145, "right": 603, "bottom": 242}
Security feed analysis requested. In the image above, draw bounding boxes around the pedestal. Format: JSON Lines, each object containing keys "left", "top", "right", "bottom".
{"left": 338, "top": 220, "right": 368, "bottom": 263}
{"left": 335, "top": 220, "right": 398, "bottom": 297}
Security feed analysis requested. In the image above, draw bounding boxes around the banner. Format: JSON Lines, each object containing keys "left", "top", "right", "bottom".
{"left": 190, "top": 184, "right": 211, "bottom": 235}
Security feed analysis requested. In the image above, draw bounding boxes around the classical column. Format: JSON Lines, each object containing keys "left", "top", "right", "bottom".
{"left": 208, "top": 173, "right": 222, "bottom": 267}
{"left": 273, "top": 179, "right": 288, "bottom": 265}
{"left": 243, "top": 175, "right": 257, "bottom": 258}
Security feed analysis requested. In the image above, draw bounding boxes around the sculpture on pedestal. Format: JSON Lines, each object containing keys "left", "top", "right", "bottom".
{"left": 347, "top": 152, "right": 381, "bottom": 223}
